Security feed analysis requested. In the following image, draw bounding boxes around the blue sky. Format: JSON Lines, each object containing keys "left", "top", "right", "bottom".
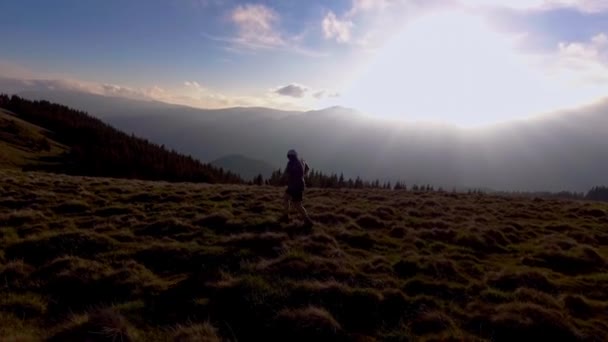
{"left": 1, "top": 0, "right": 608, "bottom": 125}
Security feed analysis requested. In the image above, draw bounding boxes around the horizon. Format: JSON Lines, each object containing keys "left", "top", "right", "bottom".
{"left": 1, "top": 1, "right": 608, "bottom": 126}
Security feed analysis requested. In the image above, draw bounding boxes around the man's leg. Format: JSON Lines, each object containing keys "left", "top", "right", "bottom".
{"left": 295, "top": 201, "right": 313, "bottom": 225}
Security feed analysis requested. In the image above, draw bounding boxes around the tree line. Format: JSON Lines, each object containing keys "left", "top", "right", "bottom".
{"left": 585, "top": 186, "right": 608, "bottom": 202}
{"left": 0, "top": 94, "right": 243, "bottom": 184}
{"left": 253, "top": 168, "right": 608, "bottom": 202}
{"left": 251, "top": 168, "right": 445, "bottom": 192}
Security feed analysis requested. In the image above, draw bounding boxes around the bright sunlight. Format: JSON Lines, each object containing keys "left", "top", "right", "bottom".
{"left": 341, "top": 9, "right": 607, "bottom": 127}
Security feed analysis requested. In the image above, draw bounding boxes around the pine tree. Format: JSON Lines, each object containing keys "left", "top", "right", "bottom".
{"left": 338, "top": 173, "right": 345, "bottom": 188}
{"left": 254, "top": 174, "right": 264, "bottom": 185}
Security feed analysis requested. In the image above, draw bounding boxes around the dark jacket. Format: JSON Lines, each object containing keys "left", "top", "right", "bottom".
{"left": 285, "top": 157, "right": 309, "bottom": 191}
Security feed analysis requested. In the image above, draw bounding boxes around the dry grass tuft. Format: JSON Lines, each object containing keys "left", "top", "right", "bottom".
{"left": 171, "top": 322, "right": 221, "bottom": 342}
{"left": 49, "top": 308, "right": 136, "bottom": 342}
{"left": 274, "top": 306, "right": 344, "bottom": 341}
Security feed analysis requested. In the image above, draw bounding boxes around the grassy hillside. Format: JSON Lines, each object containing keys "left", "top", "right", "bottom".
{"left": 0, "top": 109, "right": 66, "bottom": 168}
{"left": 0, "top": 95, "right": 242, "bottom": 183}
{"left": 1, "top": 170, "right": 607, "bottom": 341}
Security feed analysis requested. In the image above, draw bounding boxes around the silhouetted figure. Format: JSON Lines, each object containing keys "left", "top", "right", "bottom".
{"left": 281, "top": 149, "right": 313, "bottom": 227}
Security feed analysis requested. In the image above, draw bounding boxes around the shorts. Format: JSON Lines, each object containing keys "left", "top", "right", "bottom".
{"left": 286, "top": 188, "right": 304, "bottom": 202}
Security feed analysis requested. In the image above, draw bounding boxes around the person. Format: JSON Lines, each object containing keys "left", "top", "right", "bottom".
{"left": 280, "top": 149, "right": 313, "bottom": 227}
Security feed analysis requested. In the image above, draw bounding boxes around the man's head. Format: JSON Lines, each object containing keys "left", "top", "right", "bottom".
{"left": 287, "top": 149, "right": 298, "bottom": 161}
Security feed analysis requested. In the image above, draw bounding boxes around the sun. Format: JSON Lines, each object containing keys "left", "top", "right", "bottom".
{"left": 340, "top": 10, "right": 557, "bottom": 127}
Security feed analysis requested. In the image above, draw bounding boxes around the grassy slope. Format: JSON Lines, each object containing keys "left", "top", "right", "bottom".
{"left": 1, "top": 169, "right": 607, "bottom": 341}
{"left": 0, "top": 109, "right": 66, "bottom": 168}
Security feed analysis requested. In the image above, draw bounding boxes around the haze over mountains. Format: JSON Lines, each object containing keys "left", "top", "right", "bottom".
{"left": 6, "top": 84, "right": 608, "bottom": 192}
{"left": 210, "top": 154, "right": 277, "bottom": 181}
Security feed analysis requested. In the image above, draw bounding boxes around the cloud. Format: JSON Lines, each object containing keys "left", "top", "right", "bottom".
{"left": 322, "top": 0, "right": 446, "bottom": 48}
{"left": 551, "top": 33, "right": 608, "bottom": 83}
{"left": 184, "top": 81, "right": 203, "bottom": 89}
{"left": 313, "top": 90, "right": 340, "bottom": 99}
{"left": 459, "top": 0, "right": 608, "bottom": 13}
{"left": 271, "top": 84, "right": 341, "bottom": 99}
{"left": 558, "top": 33, "right": 608, "bottom": 61}
{"left": 0, "top": 75, "right": 302, "bottom": 110}
{"left": 0, "top": 56, "right": 327, "bottom": 112}
{"left": 230, "top": 4, "right": 285, "bottom": 49}
{"left": 347, "top": 0, "right": 390, "bottom": 16}
{"left": 327, "top": 0, "right": 608, "bottom": 49}
{"left": 274, "top": 84, "right": 309, "bottom": 98}
{"left": 322, "top": 11, "right": 354, "bottom": 43}
{"left": 0, "top": 77, "right": 168, "bottom": 101}
{"left": 269, "top": 83, "right": 341, "bottom": 100}
{"left": 215, "top": 3, "right": 327, "bottom": 56}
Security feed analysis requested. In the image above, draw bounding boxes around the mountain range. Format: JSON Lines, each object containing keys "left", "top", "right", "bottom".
{"left": 211, "top": 154, "right": 277, "bottom": 181}
{"left": 6, "top": 85, "right": 608, "bottom": 192}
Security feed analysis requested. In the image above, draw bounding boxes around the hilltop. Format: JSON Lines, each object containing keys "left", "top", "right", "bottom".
{"left": 1, "top": 170, "right": 607, "bottom": 341}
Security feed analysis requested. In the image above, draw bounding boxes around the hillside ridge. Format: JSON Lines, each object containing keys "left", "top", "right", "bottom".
{"left": 0, "top": 94, "right": 242, "bottom": 184}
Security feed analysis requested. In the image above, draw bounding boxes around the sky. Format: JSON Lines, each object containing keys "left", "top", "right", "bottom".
{"left": 1, "top": 0, "right": 608, "bottom": 126}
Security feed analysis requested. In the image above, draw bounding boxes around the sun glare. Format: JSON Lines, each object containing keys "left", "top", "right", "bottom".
{"left": 341, "top": 9, "right": 604, "bottom": 127}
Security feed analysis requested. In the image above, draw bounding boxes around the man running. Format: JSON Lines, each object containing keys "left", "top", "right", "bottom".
{"left": 281, "top": 149, "right": 313, "bottom": 227}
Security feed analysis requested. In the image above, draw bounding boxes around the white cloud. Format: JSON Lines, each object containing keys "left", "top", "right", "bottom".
{"left": 459, "top": 0, "right": 608, "bottom": 13}
{"left": 558, "top": 33, "right": 608, "bottom": 60}
{"left": 217, "top": 3, "right": 327, "bottom": 56}
{"left": 0, "top": 61, "right": 328, "bottom": 112}
{"left": 322, "top": 0, "right": 446, "bottom": 48}
{"left": 184, "top": 81, "right": 203, "bottom": 89}
{"left": 230, "top": 4, "right": 285, "bottom": 49}
{"left": 322, "top": 11, "right": 354, "bottom": 43}
{"left": 347, "top": 0, "right": 390, "bottom": 16}
{"left": 0, "top": 77, "right": 167, "bottom": 101}
{"left": 274, "top": 84, "right": 309, "bottom": 98}
{"left": 551, "top": 33, "right": 608, "bottom": 83}
{"left": 328, "top": 0, "right": 608, "bottom": 49}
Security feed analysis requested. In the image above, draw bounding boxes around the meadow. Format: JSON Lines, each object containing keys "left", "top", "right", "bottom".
{"left": 1, "top": 169, "right": 607, "bottom": 341}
